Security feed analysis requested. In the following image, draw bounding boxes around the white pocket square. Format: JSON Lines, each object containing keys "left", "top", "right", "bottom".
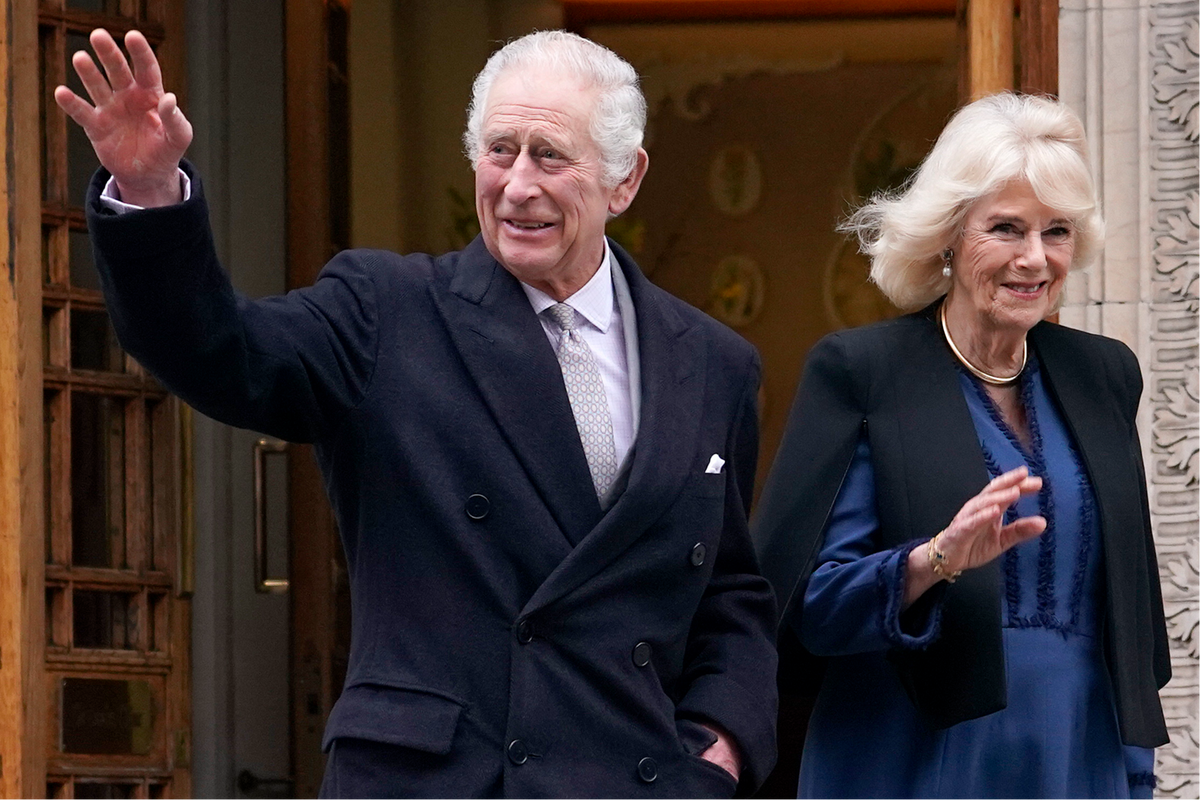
{"left": 705, "top": 454, "right": 726, "bottom": 474}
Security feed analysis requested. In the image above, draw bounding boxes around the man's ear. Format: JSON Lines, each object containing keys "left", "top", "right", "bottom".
{"left": 608, "top": 148, "right": 649, "bottom": 216}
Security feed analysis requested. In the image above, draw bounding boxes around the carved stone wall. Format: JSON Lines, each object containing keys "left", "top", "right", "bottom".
{"left": 1145, "top": 5, "right": 1199, "bottom": 796}
{"left": 1059, "top": 1, "right": 1199, "bottom": 796}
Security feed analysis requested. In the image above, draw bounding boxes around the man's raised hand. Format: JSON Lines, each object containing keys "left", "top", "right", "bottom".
{"left": 54, "top": 28, "right": 192, "bottom": 208}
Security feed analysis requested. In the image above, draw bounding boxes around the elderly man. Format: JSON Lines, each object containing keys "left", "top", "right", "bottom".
{"left": 57, "top": 28, "right": 778, "bottom": 798}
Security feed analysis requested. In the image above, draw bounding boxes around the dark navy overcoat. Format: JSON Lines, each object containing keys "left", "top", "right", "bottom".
{"left": 87, "top": 165, "right": 779, "bottom": 798}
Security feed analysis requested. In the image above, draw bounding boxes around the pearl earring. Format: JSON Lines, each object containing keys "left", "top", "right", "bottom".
{"left": 941, "top": 249, "right": 953, "bottom": 279}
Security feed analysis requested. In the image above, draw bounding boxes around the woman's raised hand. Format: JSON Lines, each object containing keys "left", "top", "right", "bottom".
{"left": 53, "top": 28, "right": 192, "bottom": 208}
{"left": 904, "top": 466, "right": 1045, "bottom": 607}
{"left": 937, "top": 466, "right": 1046, "bottom": 571}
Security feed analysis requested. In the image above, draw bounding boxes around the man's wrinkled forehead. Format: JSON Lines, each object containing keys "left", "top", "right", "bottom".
{"left": 481, "top": 66, "right": 597, "bottom": 127}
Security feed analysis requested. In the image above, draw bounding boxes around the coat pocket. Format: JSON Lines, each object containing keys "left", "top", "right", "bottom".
{"left": 321, "top": 682, "right": 464, "bottom": 754}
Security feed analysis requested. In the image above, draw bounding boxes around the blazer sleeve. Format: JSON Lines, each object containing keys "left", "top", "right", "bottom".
{"left": 674, "top": 351, "right": 780, "bottom": 795}
{"left": 86, "top": 164, "right": 379, "bottom": 444}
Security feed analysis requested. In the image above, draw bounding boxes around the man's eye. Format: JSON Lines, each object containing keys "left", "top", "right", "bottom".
{"left": 540, "top": 149, "right": 560, "bottom": 160}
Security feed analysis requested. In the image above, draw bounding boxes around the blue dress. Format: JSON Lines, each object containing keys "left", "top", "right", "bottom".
{"left": 795, "top": 356, "right": 1155, "bottom": 798}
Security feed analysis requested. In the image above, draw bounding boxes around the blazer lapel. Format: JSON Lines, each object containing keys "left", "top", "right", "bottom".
{"left": 521, "top": 245, "right": 707, "bottom": 616}
{"left": 1029, "top": 323, "right": 1129, "bottom": 547}
{"left": 432, "top": 237, "right": 602, "bottom": 544}
{"left": 884, "top": 307, "right": 1008, "bottom": 725}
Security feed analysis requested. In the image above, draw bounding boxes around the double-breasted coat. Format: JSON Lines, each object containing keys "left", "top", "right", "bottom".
{"left": 86, "top": 165, "right": 779, "bottom": 798}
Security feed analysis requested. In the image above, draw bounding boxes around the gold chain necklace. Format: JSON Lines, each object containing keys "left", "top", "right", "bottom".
{"left": 939, "top": 303, "right": 1026, "bottom": 386}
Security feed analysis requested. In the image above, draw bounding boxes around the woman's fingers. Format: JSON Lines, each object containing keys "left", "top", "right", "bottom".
{"left": 975, "top": 473, "right": 1041, "bottom": 509}
{"left": 999, "top": 515, "right": 1047, "bottom": 548}
{"left": 958, "top": 483, "right": 1020, "bottom": 522}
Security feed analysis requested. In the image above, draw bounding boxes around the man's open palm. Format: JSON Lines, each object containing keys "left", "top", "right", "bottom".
{"left": 53, "top": 28, "right": 191, "bottom": 207}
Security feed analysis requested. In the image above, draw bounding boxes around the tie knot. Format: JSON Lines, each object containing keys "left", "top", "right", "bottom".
{"left": 545, "top": 303, "right": 578, "bottom": 333}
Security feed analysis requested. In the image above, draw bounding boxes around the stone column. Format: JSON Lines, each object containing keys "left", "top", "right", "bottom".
{"left": 1059, "top": 1, "right": 1198, "bottom": 796}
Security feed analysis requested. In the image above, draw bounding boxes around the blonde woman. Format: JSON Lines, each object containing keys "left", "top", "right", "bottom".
{"left": 755, "top": 93, "right": 1169, "bottom": 798}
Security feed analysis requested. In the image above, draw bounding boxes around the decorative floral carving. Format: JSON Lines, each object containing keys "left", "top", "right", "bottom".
{"left": 1148, "top": 3, "right": 1199, "bottom": 797}
{"left": 1161, "top": 534, "right": 1200, "bottom": 652}
{"left": 1156, "top": 190, "right": 1200, "bottom": 309}
{"left": 1154, "top": 364, "right": 1200, "bottom": 486}
{"left": 1152, "top": 16, "right": 1199, "bottom": 142}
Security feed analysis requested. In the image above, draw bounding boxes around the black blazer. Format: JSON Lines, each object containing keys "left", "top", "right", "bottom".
{"left": 87, "top": 165, "right": 779, "bottom": 797}
{"left": 753, "top": 302, "right": 1170, "bottom": 748}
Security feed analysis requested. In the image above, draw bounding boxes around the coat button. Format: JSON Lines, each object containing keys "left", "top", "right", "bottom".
{"left": 516, "top": 620, "right": 534, "bottom": 644}
{"left": 507, "top": 739, "right": 528, "bottom": 765}
{"left": 465, "top": 493, "right": 490, "bottom": 520}
{"left": 690, "top": 542, "right": 707, "bottom": 567}
{"left": 632, "top": 641, "right": 652, "bottom": 667}
{"left": 637, "top": 756, "right": 658, "bottom": 783}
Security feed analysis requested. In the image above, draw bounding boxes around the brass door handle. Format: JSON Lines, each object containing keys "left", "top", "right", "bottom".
{"left": 253, "top": 438, "right": 290, "bottom": 593}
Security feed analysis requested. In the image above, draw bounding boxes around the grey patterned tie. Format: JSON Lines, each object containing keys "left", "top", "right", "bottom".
{"left": 544, "top": 303, "right": 619, "bottom": 497}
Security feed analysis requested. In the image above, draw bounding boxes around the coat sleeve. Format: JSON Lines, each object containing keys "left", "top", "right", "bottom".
{"left": 674, "top": 350, "right": 780, "bottom": 795}
{"left": 86, "top": 164, "right": 379, "bottom": 443}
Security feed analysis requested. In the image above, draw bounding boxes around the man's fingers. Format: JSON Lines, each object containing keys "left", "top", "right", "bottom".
{"left": 71, "top": 50, "right": 113, "bottom": 106}
{"left": 158, "top": 93, "right": 193, "bottom": 151}
{"left": 90, "top": 28, "right": 135, "bottom": 92}
{"left": 126, "top": 30, "right": 164, "bottom": 93}
{"left": 53, "top": 85, "right": 96, "bottom": 128}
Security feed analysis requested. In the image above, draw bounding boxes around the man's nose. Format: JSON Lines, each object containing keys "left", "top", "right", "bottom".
{"left": 504, "top": 149, "right": 542, "bottom": 204}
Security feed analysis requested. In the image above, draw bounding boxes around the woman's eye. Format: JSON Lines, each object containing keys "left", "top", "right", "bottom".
{"left": 991, "top": 223, "right": 1018, "bottom": 235}
{"left": 1045, "top": 226, "right": 1072, "bottom": 239}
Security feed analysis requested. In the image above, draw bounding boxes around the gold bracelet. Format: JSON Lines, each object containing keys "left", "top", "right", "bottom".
{"left": 927, "top": 530, "right": 962, "bottom": 583}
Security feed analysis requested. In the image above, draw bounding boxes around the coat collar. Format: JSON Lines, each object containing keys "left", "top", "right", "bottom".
{"left": 522, "top": 240, "right": 706, "bottom": 615}
{"left": 434, "top": 236, "right": 602, "bottom": 545}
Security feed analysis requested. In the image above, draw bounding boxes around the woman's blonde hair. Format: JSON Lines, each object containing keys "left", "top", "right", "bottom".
{"left": 841, "top": 93, "right": 1105, "bottom": 311}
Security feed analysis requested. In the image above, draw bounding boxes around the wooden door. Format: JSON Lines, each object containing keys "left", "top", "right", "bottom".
{"left": 0, "top": 0, "right": 189, "bottom": 796}
{"left": 959, "top": 0, "right": 1059, "bottom": 99}
{"left": 39, "top": 2, "right": 192, "bottom": 797}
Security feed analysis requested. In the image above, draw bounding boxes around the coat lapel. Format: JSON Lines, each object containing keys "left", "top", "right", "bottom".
{"left": 1028, "top": 323, "right": 1130, "bottom": 560}
{"left": 432, "top": 237, "right": 602, "bottom": 544}
{"left": 883, "top": 306, "right": 1008, "bottom": 725}
{"left": 522, "top": 244, "right": 707, "bottom": 616}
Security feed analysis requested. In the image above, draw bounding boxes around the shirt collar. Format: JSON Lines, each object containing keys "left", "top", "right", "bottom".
{"left": 520, "top": 239, "right": 616, "bottom": 334}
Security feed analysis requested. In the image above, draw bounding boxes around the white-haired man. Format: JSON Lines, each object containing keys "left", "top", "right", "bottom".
{"left": 57, "top": 28, "right": 778, "bottom": 798}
